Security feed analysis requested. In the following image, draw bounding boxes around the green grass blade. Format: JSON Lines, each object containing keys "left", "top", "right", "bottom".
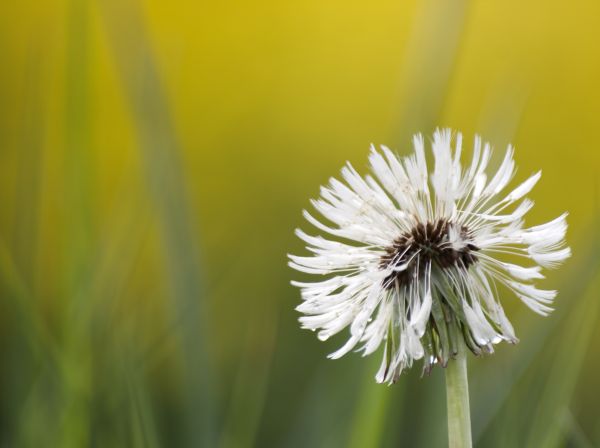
{"left": 97, "top": 0, "right": 216, "bottom": 444}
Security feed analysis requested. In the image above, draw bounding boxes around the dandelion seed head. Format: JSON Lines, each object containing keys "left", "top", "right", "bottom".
{"left": 289, "top": 129, "right": 570, "bottom": 384}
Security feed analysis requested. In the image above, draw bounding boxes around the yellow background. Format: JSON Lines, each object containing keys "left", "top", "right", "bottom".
{"left": 0, "top": 0, "right": 599, "bottom": 446}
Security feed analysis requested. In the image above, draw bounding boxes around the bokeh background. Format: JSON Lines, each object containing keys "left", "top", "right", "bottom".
{"left": 1, "top": 0, "right": 599, "bottom": 446}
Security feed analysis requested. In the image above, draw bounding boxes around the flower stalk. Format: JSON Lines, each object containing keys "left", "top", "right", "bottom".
{"left": 445, "top": 338, "right": 472, "bottom": 448}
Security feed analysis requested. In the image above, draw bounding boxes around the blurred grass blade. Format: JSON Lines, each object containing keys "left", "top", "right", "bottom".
{"left": 472, "top": 230, "right": 600, "bottom": 443}
{"left": 59, "top": 0, "right": 95, "bottom": 444}
{"left": 2, "top": 39, "right": 61, "bottom": 447}
{"left": 126, "top": 350, "right": 161, "bottom": 448}
{"left": 524, "top": 267, "right": 600, "bottom": 447}
{"left": 562, "top": 409, "right": 595, "bottom": 448}
{"left": 347, "top": 364, "right": 394, "bottom": 448}
{"left": 12, "top": 42, "right": 44, "bottom": 289}
{"left": 393, "top": 0, "right": 468, "bottom": 142}
{"left": 97, "top": 0, "right": 215, "bottom": 444}
{"left": 219, "top": 313, "right": 278, "bottom": 448}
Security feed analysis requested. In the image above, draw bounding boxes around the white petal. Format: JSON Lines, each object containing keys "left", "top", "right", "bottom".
{"left": 482, "top": 146, "right": 515, "bottom": 197}
{"left": 501, "top": 262, "right": 545, "bottom": 281}
{"left": 529, "top": 247, "right": 571, "bottom": 268}
{"left": 463, "top": 301, "right": 498, "bottom": 345}
{"left": 506, "top": 171, "right": 541, "bottom": 202}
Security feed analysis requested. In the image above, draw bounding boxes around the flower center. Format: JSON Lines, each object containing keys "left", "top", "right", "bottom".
{"left": 380, "top": 219, "right": 479, "bottom": 289}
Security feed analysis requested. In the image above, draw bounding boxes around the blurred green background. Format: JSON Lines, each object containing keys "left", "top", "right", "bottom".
{"left": 1, "top": 0, "right": 599, "bottom": 446}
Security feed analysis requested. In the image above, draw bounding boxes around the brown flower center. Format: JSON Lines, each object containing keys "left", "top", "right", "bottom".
{"left": 380, "top": 219, "right": 479, "bottom": 289}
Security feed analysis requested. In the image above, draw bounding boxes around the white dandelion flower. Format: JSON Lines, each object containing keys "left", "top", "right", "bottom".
{"left": 289, "top": 129, "right": 570, "bottom": 384}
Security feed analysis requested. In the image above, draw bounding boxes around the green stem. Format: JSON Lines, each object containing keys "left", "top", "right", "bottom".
{"left": 445, "top": 341, "right": 472, "bottom": 448}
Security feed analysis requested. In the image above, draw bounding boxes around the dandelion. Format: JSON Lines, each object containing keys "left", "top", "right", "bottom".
{"left": 289, "top": 129, "right": 569, "bottom": 447}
